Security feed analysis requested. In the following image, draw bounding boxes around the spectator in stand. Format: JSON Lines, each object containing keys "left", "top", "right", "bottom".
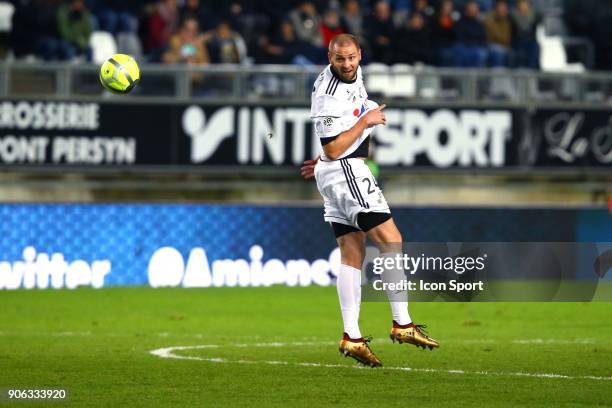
{"left": 390, "top": 0, "right": 411, "bottom": 27}
{"left": 258, "top": 20, "right": 296, "bottom": 64}
{"left": 257, "top": 0, "right": 298, "bottom": 22}
{"left": 223, "top": 2, "right": 272, "bottom": 63}
{"left": 320, "top": 8, "right": 345, "bottom": 47}
{"left": 341, "top": 0, "right": 367, "bottom": 49}
{"left": 180, "top": 0, "right": 213, "bottom": 32}
{"left": 480, "top": 0, "right": 494, "bottom": 12}
{"left": 225, "top": 1, "right": 248, "bottom": 33}
{"left": 87, "top": 0, "right": 142, "bottom": 35}
{"left": 413, "top": 0, "right": 435, "bottom": 21}
{"left": 395, "top": 12, "right": 432, "bottom": 64}
{"left": 484, "top": 0, "right": 512, "bottom": 66}
{"left": 203, "top": 19, "right": 247, "bottom": 63}
{"left": 454, "top": 0, "right": 489, "bottom": 67}
{"left": 511, "top": 0, "right": 540, "bottom": 68}
{"left": 563, "top": 0, "right": 596, "bottom": 38}
{"left": 162, "top": 15, "right": 209, "bottom": 86}
{"left": 57, "top": 0, "right": 93, "bottom": 61}
{"left": 10, "top": 0, "right": 32, "bottom": 58}
{"left": 289, "top": 1, "right": 323, "bottom": 47}
{"left": 455, "top": 0, "right": 495, "bottom": 12}
{"left": 162, "top": 15, "right": 209, "bottom": 65}
{"left": 431, "top": 0, "right": 460, "bottom": 66}
{"left": 12, "top": 0, "right": 66, "bottom": 60}
{"left": 563, "top": 0, "right": 606, "bottom": 68}
{"left": 258, "top": 19, "right": 326, "bottom": 64}
{"left": 147, "top": 0, "right": 179, "bottom": 55}
{"left": 366, "top": 0, "right": 395, "bottom": 64}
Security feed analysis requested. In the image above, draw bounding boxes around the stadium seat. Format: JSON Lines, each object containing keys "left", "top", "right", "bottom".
{"left": 0, "top": 2, "right": 14, "bottom": 32}
{"left": 391, "top": 63, "right": 412, "bottom": 72}
{"left": 0, "top": 2, "right": 13, "bottom": 59}
{"left": 419, "top": 74, "right": 441, "bottom": 99}
{"left": 116, "top": 33, "right": 143, "bottom": 61}
{"left": 537, "top": 25, "right": 584, "bottom": 73}
{"left": 89, "top": 31, "right": 118, "bottom": 65}
{"left": 388, "top": 64, "right": 416, "bottom": 99}
{"left": 364, "top": 63, "right": 392, "bottom": 98}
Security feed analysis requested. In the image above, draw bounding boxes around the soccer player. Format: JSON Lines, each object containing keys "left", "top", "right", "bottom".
{"left": 301, "top": 34, "right": 439, "bottom": 367}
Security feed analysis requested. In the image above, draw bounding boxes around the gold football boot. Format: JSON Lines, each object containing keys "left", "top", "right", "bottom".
{"left": 390, "top": 323, "right": 439, "bottom": 350}
{"left": 338, "top": 334, "right": 383, "bottom": 367}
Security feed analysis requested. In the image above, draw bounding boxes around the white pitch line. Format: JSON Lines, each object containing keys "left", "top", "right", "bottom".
{"left": 511, "top": 338, "right": 596, "bottom": 345}
{"left": 149, "top": 343, "right": 612, "bottom": 382}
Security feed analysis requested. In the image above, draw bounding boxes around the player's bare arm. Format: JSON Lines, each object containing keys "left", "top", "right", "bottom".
{"left": 301, "top": 105, "right": 386, "bottom": 178}
{"left": 300, "top": 155, "right": 319, "bottom": 180}
{"left": 322, "top": 105, "right": 387, "bottom": 160}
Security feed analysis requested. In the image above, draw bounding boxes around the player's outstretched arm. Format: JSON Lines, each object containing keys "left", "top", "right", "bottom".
{"left": 323, "top": 104, "right": 386, "bottom": 161}
{"left": 300, "top": 155, "right": 319, "bottom": 180}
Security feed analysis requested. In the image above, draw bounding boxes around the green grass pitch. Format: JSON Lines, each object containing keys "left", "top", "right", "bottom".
{"left": 1, "top": 286, "right": 611, "bottom": 407}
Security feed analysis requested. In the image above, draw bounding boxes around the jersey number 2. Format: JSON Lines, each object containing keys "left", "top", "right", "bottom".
{"left": 362, "top": 178, "right": 378, "bottom": 194}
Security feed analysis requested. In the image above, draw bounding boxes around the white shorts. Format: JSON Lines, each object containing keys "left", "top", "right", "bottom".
{"left": 314, "top": 157, "right": 390, "bottom": 229}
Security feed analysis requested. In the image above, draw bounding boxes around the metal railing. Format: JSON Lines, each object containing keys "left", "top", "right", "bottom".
{"left": 1, "top": 62, "right": 612, "bottom": 108}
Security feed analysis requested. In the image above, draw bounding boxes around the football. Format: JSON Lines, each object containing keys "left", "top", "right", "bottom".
{"left": 99, "top": 54, "right": 140, "bottom": 94}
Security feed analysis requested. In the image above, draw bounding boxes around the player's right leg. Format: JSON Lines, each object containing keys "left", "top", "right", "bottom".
{"left": 314, "top": 159, "right": 382, "bottom": 366}
{"left": 366, "top": 218, "right": 440, "bottom": 350}
{"left": 335, "top": 228, "right": 365, "bottom": 340}
{"left": 334, "top": 228, "right": 382, "bottom": 367}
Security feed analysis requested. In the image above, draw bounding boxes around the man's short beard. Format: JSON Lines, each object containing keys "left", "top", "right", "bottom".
{"left": 342, "top": 69, "right": 356, "bottom": 80}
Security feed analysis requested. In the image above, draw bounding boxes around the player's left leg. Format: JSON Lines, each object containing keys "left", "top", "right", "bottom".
{"left": 362, "top": 217, "right": 410, "bottom": 326}
{"left": 366, "top": 218, "right": 440, "bottom": 350}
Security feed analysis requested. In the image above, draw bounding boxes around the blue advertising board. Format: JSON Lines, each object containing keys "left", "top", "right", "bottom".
{"left": 0, "top": 204, "right": 610, "bottom": 290}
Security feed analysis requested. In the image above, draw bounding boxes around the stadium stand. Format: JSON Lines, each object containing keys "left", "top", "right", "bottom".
{"left": 0, "top": 0, "right": 606, "bottom": 109}
{"left": 0, "top": 0, "right": 601, "bottom": 70}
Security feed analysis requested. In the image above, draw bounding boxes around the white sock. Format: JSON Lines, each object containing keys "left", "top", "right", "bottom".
{"left": 336, "top": 264, "right": 362, "bottom": 339}
{"left": 390, "top": 300, "right": 411, "bottom": 326}
{"left": 379, "top": 252, "right": 412, "bottom": 326}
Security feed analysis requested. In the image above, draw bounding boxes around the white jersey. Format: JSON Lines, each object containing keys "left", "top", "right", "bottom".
{"left": 310, "top": 65, "right": 376, "bottom": 161}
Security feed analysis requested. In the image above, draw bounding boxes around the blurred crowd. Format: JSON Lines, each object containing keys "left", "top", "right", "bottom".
{"left": 0, "top": 0, "right": 560, "bottom": 68}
